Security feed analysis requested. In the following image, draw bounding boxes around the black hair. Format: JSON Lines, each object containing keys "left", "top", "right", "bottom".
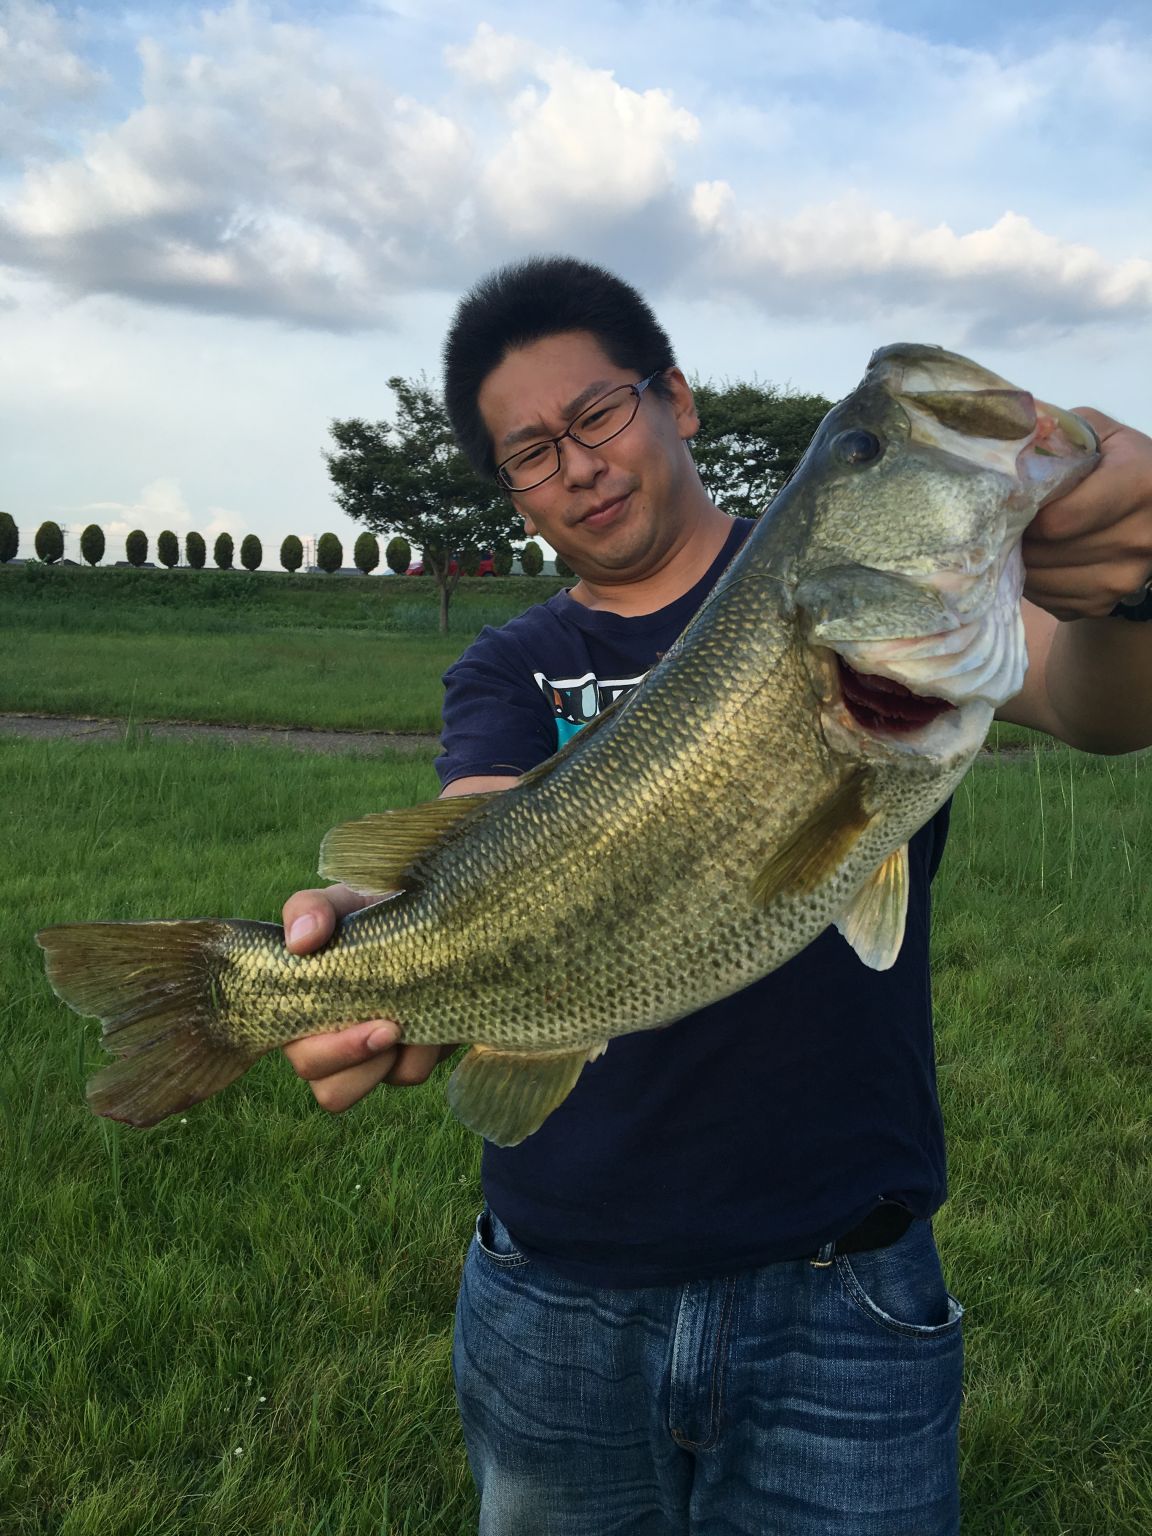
{"left": 442, "top": 255, "right": 678, "bottom": 478}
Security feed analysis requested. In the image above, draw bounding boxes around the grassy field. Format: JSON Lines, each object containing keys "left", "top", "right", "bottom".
{"left": 3, "top": 727, "right": 1150, "bottom": 1534}
{"left": 0, "top": 564, "right": 569, "bottom": 733}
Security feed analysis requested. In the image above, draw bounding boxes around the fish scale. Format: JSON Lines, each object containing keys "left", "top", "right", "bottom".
{"left": 37, "top": 344, "right": 1099, "bottom": 1144}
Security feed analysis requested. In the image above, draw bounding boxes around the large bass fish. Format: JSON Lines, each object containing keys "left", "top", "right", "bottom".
{"left": 38, "top": 345, "right": 1098, "bottom": 1145}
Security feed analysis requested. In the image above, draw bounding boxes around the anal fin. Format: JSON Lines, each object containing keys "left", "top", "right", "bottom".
{"left": 446, "top": 1042, "right": 605, "bottom": 1146}
{"left": 834, "top": 844, "right": 909, "bottom": 971}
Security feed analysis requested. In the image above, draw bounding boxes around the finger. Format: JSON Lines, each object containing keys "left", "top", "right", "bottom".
{"left": 1024, "top": 553, "right": 1151, "bottom": 604}
{"left": 282, "top": 883, "right": 367, "bottom": 953}
{"left": 1022, "top": 576, "right": 1118, "bottom": 621}
{"left": 1032, "top": 416, "right": 1151, "bottom": 541}
{"left": 381, "top": 1043, "right": 448, "bottom": 1087}
{"left": 309, "top": 1047, "right": 406, "bottom": 1114}
{"left": 309, "top": 1043, "right": 452, "bottom": 1113}
{"left": 1070, "top": 406, "right": 1123, "bottom": 443}
{"left": 284, "top": 1018, "right": 401, "bottom": 1079}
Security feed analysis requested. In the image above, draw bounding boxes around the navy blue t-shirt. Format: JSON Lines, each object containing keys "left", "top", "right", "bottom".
{"left": 436, "top": 519, "right": 950, "bottom": 1287}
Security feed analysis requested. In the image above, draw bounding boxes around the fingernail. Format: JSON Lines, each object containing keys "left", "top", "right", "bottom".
{"left": 288, "top": 915, "right": 317, "bottom": 947}
{"left": 366, "top": 1025, "right": 398, "bottom": 1051}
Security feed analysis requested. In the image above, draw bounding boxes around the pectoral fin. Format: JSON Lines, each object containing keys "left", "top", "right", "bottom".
{"left": 447, "top": 1042, "right": 606, "bottom": 1146}
{"left": 751, "top": 774, "right": 872, "bottom": 907}
{"left": 318, "top": 794, "right": 495, "bottom": 893}
{"left": 834, "top": 844, "right": 909, "bottom": 971}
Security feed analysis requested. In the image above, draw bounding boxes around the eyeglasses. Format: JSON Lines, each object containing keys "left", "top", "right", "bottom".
{"left": 496, "top": 371, "right": 663, "bottom": 492}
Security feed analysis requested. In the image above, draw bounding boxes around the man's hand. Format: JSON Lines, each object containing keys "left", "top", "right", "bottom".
{"left": 281, "top": 883, "right": 449, "bottom": 1114}
{"left": 1023, "top": 408, "right": 1152, "bottom": 621}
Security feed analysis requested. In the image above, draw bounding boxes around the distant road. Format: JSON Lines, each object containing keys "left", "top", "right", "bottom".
{"left": 0, "top": 712, "right": 439, "bottom": 757}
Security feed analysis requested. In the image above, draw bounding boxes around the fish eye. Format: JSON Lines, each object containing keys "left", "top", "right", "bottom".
{"left": 834, "top": 429, "right": 884, "bottom": 466}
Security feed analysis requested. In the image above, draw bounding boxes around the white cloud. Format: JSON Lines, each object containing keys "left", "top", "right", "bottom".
{"left": 67, "top": 478, "right": 245, "bottom": 543}
{"left": 465, "top": 42, "right": 698, "bottom": 241}
{"left": 0, "top": 3, "right": 473, "bottom": 326}
{"left": 0, "top": 0, "right": 104, "bottom": 159}
{"left": 687, "top": 197, "right": 1152, "bottom": 340}
{"left": 0, "top": 3, "right": 1148, "bottom": 347}
{"left": 0, "top": 0, "right": 101, "bottom": 100}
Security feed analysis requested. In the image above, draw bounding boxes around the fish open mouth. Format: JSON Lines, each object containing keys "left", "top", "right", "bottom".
{"left": 837, "top": 658, "right": 956, "bottom": 735}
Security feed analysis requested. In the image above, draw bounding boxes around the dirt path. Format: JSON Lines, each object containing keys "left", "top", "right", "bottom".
{"left": 1, "top": 710, "right": 1040, "bottom": 758}
{"left": 0, "top": 711, "right": 439, "bottom": 757}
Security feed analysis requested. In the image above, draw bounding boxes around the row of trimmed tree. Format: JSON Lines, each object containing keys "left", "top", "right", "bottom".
{"left": 0, "top": 515, "right": 548, "bottom": 575}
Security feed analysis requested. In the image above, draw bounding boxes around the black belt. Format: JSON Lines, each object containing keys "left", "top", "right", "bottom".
{"left": 810, "top": 1201, "right": 914, "bottom": 1264}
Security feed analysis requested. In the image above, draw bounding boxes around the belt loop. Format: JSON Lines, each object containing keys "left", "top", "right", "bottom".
{"left": 809, "top": 1240, "right": 835, "bottom": 1269}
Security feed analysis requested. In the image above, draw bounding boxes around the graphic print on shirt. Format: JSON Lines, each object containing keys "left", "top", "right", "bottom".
{"left": 534, "top": 670, "right": 650, "bottom": 746}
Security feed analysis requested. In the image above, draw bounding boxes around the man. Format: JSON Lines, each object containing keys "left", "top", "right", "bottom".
{"left": 282, "top": 258, "right": 1152, "bottom": 1534}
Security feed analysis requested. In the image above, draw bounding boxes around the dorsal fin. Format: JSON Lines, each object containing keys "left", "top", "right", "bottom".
{"left": 318, "top": 794, "right": 495, "bottom": 894}
{"left": 318, "top": 691, "right": 633, "bottom": 894}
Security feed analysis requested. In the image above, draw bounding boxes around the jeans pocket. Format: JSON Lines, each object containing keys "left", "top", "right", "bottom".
{"left": 835, "top": 1220, "right": 964, "bottom": 1340}
{"left": 474, "top": 1205, "right": 530, "bottom": 1268}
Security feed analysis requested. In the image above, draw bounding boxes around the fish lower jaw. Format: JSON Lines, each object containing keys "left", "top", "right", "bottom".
{"left": 826, "top": 659, "right": 993, "bottom": 762}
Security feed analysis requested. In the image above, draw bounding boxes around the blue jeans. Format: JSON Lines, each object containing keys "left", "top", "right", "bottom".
{"left": 453, "top": 1207, "right": 963, "bottom": 1535}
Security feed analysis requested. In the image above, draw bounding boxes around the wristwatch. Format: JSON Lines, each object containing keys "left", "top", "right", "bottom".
{"left": 1111, "top": 582, "right": 1152, "bottom": 621}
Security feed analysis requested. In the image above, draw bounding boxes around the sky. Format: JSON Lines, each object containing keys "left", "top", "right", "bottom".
{"left": 1, "top": 0, "right": 1150, "bottom": 564}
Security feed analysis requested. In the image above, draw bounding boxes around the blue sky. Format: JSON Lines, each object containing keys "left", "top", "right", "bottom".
{"left": 1, "top": 0, "right": 1149, "bottom": 560}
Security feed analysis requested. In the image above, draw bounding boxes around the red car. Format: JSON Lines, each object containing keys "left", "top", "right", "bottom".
{"left": 407, "top": 550, "right": 496, "bottom": 577}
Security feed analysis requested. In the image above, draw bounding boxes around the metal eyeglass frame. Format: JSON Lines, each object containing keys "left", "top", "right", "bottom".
{"left": 495, "top": 371, "right": 663, "bottom": 492}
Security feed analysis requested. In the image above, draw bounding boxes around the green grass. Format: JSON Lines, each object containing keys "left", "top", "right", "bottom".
{"left": 0, "top": 563, "right": 570, "bottom": 733}
{"left": 0, "top": 629, "right": 467, "bottom": 732}
{"left": 4, "top": 734, "right": 480, "bottom": 1534}
{"left": 0, "top": 562, "right": 569, "bottom": 635}
{"left": 3, "top": 732, "right": 1150, "bottom": 1533}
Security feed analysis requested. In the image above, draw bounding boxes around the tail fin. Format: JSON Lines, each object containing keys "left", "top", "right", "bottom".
{"left": 36, "top": 920, "right": 266, "bottom": 1127}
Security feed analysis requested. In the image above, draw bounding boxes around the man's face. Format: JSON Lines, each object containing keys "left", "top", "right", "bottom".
{"left": 477, "top": 330, "right": 702, "bottom": 582}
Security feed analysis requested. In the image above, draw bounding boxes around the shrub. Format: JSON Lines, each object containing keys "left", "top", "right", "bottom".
{"left": 157, "top": 530, "right": 179, "bottom": 568}
{"left": 125, "top": 529, "right": 148, "bottom": 567}
{"left": 554, "top": 553, "right": 576, "bottom": 580}
{"left": 492, "top": 540, "right": 514, "bottom": 577}
{"left": 316, "top": 532, "right": 343, "bottom": 573}
{"left": 214, "top": 532, "right": 234, "bottom": 570}
{"left": 35, "top": 520, "right": 64, "bottom": 564}
{"left": 353, "top": 532, "right": 380, "bottom": 574}
{"left": 0, "top": 511, "right": 17, "bottom": 563}
{"left": 385, "top": 536, "right": 411, "bottom": 575}
{"left": 185, "top": 531, "right": 206, "bottom": 569}
{"left": 80, "top": 524, "right": 105, "bottom": 566}
{"left": 520, "top": 540, "right": 543, "bottom": 576}
{"left": 280, "top": 535, "right": 303, "bottom": 573}
{"left": 240, "top": 534, "right": 262, "bottom": 572}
